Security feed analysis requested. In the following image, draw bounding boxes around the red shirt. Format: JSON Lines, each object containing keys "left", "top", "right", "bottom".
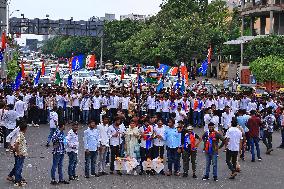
{"left": 247, "top": 115, "right": 262, "bottom": 138}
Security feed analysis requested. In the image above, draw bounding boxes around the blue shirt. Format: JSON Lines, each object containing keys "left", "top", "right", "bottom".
{"left": 237, "top": 115, "right": 250, "bottom": 132}
{"left": 165, "top": 127, "right": 181, "bottom": 148}
{"left": 83, "top": 128, "right": 101, "bottom": 151}
{"left": 52, "top": 129, "right": 66, "bottom": 154}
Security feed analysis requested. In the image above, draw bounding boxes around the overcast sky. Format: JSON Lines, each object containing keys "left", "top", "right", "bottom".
{"left": 11, "top": 0, "right": 162, "bottom": 44}
{"left": 11, "top": 0, "right": 162, "bottom": 20}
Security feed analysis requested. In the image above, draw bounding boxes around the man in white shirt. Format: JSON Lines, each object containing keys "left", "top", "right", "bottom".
{"left": 14, "top": 96, "right": 25, "bottom": 119}
{"left": 109, "top": 91, "right": 120, "bottom": 122}
{"left": 6, "top": 93, "right": 16, "bottom": 106}
{"left": 80, "top": 93, "right": 91, "bottom": 125}
{"left": 72, "top": 90, "right": 81, "bottom": 122}
{"left": 147, "top": 93, "right": 156, "bottom": 116}
{"left": 153, "top": 119, "right": 165, "bottom": 160}
{"left": 92, "top": 91, "right": 102, "bottom": 123}
{"left": 97, "top": 116, "right": 110, "bottom": 175}
{"left": 46, "top": 107, "right": 58, "bottom": 147}
{"left": 36, "top": 92, "right": 45, "bottom": 125}
{"left": 221, "top": 106, "right": 234, "bottom": 134}
{"left": 161, "top": 97, "right": 170, "bottom": 124}
{"left": 66, "top": 123, "right": 79, "bottom": 181}
{"left": 225, "top": 118, "right": 243, "bottom": 179}
{"left": 175, "top": 104, "right": 187, "bottom": 123}
{"left": 107, "top": 117, "right": 125, "bottom": 175}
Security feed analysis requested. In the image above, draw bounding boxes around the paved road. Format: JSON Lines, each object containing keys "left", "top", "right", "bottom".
{"left": 0, "top": 124, "right": 284, "bottom": 189}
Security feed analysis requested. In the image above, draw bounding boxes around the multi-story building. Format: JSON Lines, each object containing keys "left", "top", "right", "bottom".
{"left": 240, "top": 0, "right": 284, "bottom": 35}
{"left": 120, "top": 13, "right": 146, "bottom": 21}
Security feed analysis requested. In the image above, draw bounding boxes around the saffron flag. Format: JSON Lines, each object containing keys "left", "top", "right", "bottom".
{"left": 207, "top": 45, "right": 212, "bottom": 64}
{"left": 86, "top": 55, "right": 96, "bottom": 69}
{"left": 41, "top": 60, "right": 45, "bottom": 76}
{"left": 157, "top": 64, "right": 170, "bottom": 75}
{"left": 168, "top": 67, "right": 178, "bottom": 76}
{"left": 13, "top": 72, "right": 22, "bottom": 91}
{"left": 121, "top": 65, "right": 125, "bottom": 80}
{"left": 34, "top": 70, "right": 41, "bottom": 86}
{"left": 69, "top": 57, "right": 73, "bottom": 73}
{"left": 21, "top": 62, "right": 25, "bottom": 78}
{"left": 1, "top": 32, "right": 6, "bottom": 50}
{"left": 180, "top": 66, "right": 189, "bottom": 85}
{"left": 71, "top": 55, "right": 85, "bottom": 71}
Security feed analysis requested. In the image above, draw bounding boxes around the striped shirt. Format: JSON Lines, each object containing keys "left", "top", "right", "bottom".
{"left": 52, "top": 129, "right": 66, "bottom": 154}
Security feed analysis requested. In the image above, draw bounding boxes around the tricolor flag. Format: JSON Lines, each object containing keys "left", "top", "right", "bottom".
{"left": 207, "top": 45, "right": 212, "bottom": 64}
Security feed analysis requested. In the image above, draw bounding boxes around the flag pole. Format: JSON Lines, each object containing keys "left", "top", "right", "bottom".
{"left": 100, "top": 37, "right": 103, "bottom": 76}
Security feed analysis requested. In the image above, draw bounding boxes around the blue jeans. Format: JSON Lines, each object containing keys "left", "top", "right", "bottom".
{"left": 67, "top": 152, "right": 78, "bottom": 177}
{"left": 15, "top": 156, "right": 25, "bottom": 183}
{"left": 85, "top": 151, "right": 97, "bottom": 176}
{"left": 167, "top": 147, "right": 180, "bottom": 173}
{"left": 51, "top": 153, "right": 64, "bottom": 181}
{"left": 47, "top": 128, "right": 57, "bottom": 145}
{"left": 204, "top": 153, "right": 218, "bottom": 177}
{"left": 193, "top": 111, "right": 201, "bottom": 127}
{"left": 82, "top": 110, "right": 89, "bottom": 125}
{"left": 249, "top": 137, "right": 261, "bottom": 160}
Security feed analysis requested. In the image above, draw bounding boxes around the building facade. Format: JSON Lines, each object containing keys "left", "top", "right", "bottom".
{"left": 240, "top": 0, "right": 284, "bottom": 35}
{"left": 120, "top": 13, "right": 147, "bottom": 21}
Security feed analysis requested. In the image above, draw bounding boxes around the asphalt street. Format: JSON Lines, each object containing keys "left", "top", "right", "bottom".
{"left": 0, "top": 124, "right": 284, "bottom": 189}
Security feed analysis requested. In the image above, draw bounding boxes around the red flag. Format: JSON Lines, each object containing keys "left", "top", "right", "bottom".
{"left": 121, "top": 65, "right": 125, "bottom": 80}
{"left": 1, "top": 32, "right": 6, "bottom": 50}
{"left": 86, "top": 55, "right": 96, "bottom": 69}
{"left": 21, "top": 62, "right": 25, "bottom": 78}
{"left": 207, "top": 45, "right": 212, "bottom": 64}
{"left": 41, "top": 60, "right": 45, "bottom": 76}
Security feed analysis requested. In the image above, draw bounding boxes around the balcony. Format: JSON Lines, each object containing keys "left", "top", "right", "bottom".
{"left": 240, "top": 1, "right": 284, "bottom": 16}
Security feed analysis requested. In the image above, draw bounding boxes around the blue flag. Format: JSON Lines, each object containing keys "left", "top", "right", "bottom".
{"left": 34, "top": 70, "right": 41, "bottom": 86}
{"left": 156, "top": 79, "right": 164, "bottom": 93}
{"left": 13, "top": 72, "right": 22, "bottom": 91}
{"left": 71, "top": 55, "right": 84, "bottom": 71}
{"left": 67, "top": 75, "right": 72, "bottom": 89}
{"left": 0, "top": 51, "right": 3, "bottom": 62}
{"left": 157, "top": 64, "right": 170, "bottom": 75}
{"left": 198, "top": 60, "right": 208, "bottom": 76}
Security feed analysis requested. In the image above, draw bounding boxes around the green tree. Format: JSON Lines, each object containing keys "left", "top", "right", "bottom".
{"left": 7, "top": 52, "right": 20, "bottom": 80}
{"left": 250, "top": 55, "right": 284, "bottom": 84}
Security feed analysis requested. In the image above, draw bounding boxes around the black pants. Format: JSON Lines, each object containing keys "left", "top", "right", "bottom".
{"left": 109, "top": 108, "right": 117, "bottom": 122}
{"left": 153, "top": 145, "right": 164, "bottom": 159}
{"left": 226, "top": 150, "right": 238, "bottom": 173}
{"left": 29, "top": 106, "right": 39, "bottom": 124}
{"left": 140, "top": 147, "right": 152, "bottom": 171}
{"left": 4, "top": 128, "right": 13, "bottom": 149}
{"left": 110, "top": 145, "right": 121, "bottom": 172}
{"left": 92, "top": 109, "right": 101, "bottom": 123}
{"left": 38, "top": 109, "right": 45, "bottom": 124}
{"left": 263, "top": 130, "right": 273, "bottom": 150}
{"left": 73, "top": 106, "right": 80, "bottom": 122}
{"left": 148, "top": 109, "right": 155, "bottom": 117}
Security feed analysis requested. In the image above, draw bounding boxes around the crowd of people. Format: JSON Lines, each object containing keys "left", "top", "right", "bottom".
{"left": 0, "top": 77, "right": 284, "bottom": 187}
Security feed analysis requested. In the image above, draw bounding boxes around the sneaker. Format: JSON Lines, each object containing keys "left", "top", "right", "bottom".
{"left": 85, "top": 175, "right": 90, "bottom": 179}
{"left": 182, "top": 173, "right": 188, "bottom": 177}
{"left": 14, "top": 182, "right": 26, "bottom": 187}
{"left": 258, "top": 157, "right": 262, "bottom": 161}
{"left": 109, "top": 171, "right": 114, "bottom": 175}
{"left": 166, "top": 171, "right": 172, "bottom": 176}
{"left": 202, "top": 176, "right": 209, "bottom": 180}
{"left": 91, "top": 173, "right": 100, "bottom": 177}
{"left": 117, "top": 171, "right": 122, "bottom": 176}
{"left": 6, "top": 176, "right": 14, "bottom": 182}
{"left": 5, "top": 149, "right": 10, "bottom": 152}
{"left": 58, "top": 180, "right": 70, "bottom": 184}
{"left": 174, "top": 172, "right": 180, "bottom": 176}
{"left": 133, "top": 170, "right": 138, "bottom": 176}
{"left": 213, "top": 177, "right": 218, "bottom": 182}
{"left": 139, "top": 171, "right": 144, "bottom": 175}
{"left": 102, "top": 172, "right": 108, "bottom": 175}
{"left": 50, "top": 180, "right": 58, "bottom": 185}
{"left": 229, "top": 172, "right": 237, "bottom": 179}
{"left": 69, "top": 176, "right": 74, "bottom": 181}
{"left": 192, "top": 174, "right": 197, "bottom": 179}
{"left": 251, "top": 159, "right": 255, "bottom": 162}
{"left": 45, "top": 143, "right": 50, "bottom": 147}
